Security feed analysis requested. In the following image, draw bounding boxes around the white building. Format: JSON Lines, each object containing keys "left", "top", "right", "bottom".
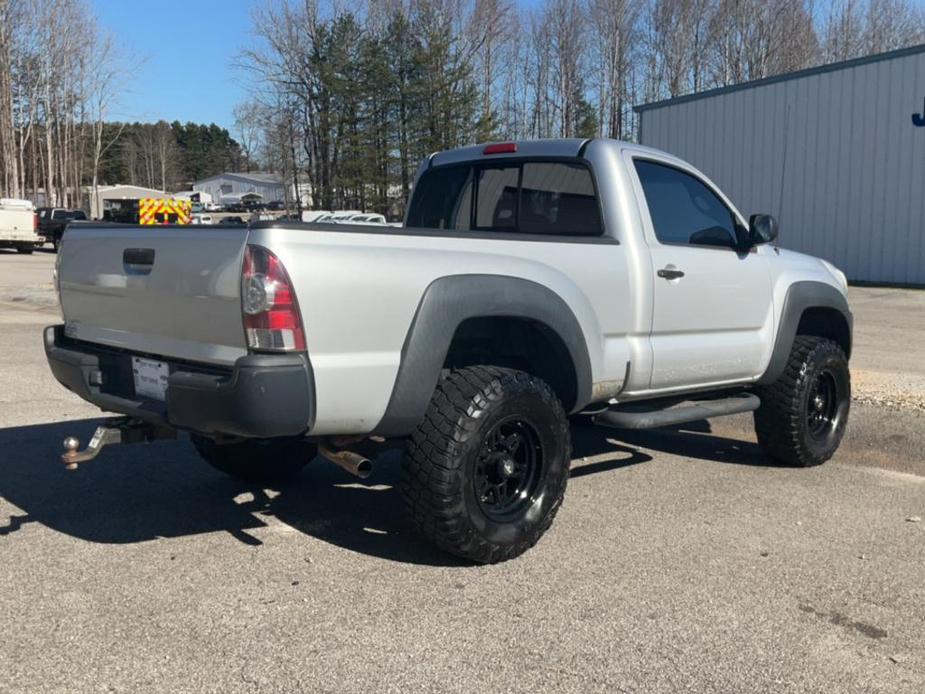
{"left": 192, "top": 173, "right": 286, "bottom": 205}
{"left": 84, "top": 184, "right": 166, "bottom": 220}
{"left": 636, "top": 44, "right": 925, "bottom": 285}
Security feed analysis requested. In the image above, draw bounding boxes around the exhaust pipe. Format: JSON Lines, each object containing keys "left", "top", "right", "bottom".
{"left": 318, "top": 442, "right": 373, "bottom": 479}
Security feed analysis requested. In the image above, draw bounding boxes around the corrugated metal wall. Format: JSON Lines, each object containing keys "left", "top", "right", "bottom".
{"left": 638, "top": 47, "right": 925, "bottom": 285}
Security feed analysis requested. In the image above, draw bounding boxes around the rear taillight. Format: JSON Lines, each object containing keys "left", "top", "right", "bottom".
{"left": 33, "top": 214, "right": 39, "bottom": 231}
{"left": 241, "top": 245, "right": 306, "bottom": 351}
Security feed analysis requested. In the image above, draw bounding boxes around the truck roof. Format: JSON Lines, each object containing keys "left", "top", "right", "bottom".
{"left": 426, "top": 138, "right": 677, "bottom": 169}
{"left": 429, "top": 139, "right": 591, "bottom": 168}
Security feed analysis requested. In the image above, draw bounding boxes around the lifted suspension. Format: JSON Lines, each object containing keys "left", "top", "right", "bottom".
{"left": 61, "top": 417, "right": 177, "bottom": 470}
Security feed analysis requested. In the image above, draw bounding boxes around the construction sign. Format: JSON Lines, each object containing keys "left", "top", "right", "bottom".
{"left": 138, "top": 198, "right": 192, "bottom": 225}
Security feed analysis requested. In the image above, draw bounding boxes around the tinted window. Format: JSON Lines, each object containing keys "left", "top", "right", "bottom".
{"left": 407, "top": 160, "right": 602, "bottom": 237}
{"left": 406, "top": 165, "right": 473, "bottom": 230}
{"left": 634, "top": 160, "right": 737, "bottom": 247}
{"left": 475, "top": 166, "right": 518, "bottom": 230}
{"left": 520, "top": 162, "right": 601, "bottom": 235}
{"left": 52, "top": 210, "right": 66, "bottom": 220}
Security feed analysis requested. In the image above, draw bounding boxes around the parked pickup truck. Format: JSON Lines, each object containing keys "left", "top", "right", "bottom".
{"left": 46, "top": 139, "right": 852, "bottom": 563}
{"left": 36, "top": 207, "right": 88, "bottom": 250}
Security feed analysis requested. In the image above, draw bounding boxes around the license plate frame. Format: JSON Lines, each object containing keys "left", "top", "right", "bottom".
{"left": 132, "top": 356, "right": 169, "bottom": 401}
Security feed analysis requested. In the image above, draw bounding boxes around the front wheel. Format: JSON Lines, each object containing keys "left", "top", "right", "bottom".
{"left": 191, "top": 435, "right": 316, "bottom": 485}
{"left": 754, "top": 336, "right": 850, "bottom": 467}
{"left": 401, "top": 366, "right": 571, "bottom": 564}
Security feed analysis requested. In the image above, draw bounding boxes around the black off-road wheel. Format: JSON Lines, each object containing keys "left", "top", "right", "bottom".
{"left": 190, "top": 435, "right": 316, "bottom": 485}
{"left": 754, "top": 336, "right": 850, "bottom": 467}
{"left": 401, "top": 366, "right": 571, "bottom": 564}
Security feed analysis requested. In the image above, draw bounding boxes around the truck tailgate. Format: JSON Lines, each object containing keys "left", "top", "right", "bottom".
{"left": 57, "top": 226, "right": 249, "bottom": 365}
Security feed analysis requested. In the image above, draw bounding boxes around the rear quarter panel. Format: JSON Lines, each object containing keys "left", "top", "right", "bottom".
{"left": 247, "top": 226, "right": 635, "bottom": 435}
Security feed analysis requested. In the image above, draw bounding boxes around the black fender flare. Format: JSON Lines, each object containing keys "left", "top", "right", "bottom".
{"left": 373, "top": 274, "right": 593, "bottom": 437}
{"left": 758, "top": 280, "right": 853, "bottom": 385}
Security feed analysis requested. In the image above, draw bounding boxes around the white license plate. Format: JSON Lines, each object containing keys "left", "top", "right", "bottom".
{"left": 132, "top": 357, "right": 169, "bottom": 401}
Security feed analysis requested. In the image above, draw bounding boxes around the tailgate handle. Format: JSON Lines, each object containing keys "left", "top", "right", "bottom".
{"left": 123, "top": 248, "right": 155, "bottom": 274}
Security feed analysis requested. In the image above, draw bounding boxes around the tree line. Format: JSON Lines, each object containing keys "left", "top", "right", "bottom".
{"left": 237, "top": 0, "right": 925, "bottom": 217}
{"left": 0, "top": 0, "right": 245, "bottom": 206}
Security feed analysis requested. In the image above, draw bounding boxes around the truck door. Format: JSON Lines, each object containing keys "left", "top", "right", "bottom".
{"left": 629, "top": 156, "right": 774, "bottom": 390}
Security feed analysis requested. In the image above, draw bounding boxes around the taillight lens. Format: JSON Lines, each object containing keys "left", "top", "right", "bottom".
{"left": 241, "top": 245, "right": 306, "bottom": 351}
{"left": 33, "top": 214, "right": 39, "bottom": 232}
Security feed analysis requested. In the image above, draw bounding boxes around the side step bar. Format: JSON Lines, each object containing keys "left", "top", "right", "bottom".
{"left": 593, "top": 393, "right": 761, "bottom": 430}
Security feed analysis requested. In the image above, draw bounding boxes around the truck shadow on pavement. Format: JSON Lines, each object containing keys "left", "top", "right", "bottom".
{"left": 0, "top": 417, "right": 767, "bottom": 564}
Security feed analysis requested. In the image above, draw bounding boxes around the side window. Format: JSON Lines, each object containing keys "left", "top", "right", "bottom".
{"left": 634, "top": 160, "right": 738, "bottom": 248}
{"left": 406, "top": 165, "right": 473, "bottom": 230}
{"left": 520, "top": 162, "right": 602, "bottom": 235}
{"left": 52, "top": 210, "right": 66, "bottom": 220}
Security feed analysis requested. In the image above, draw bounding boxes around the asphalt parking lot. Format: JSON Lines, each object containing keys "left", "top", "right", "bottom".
{"left": 1, "top": 250, "right": 923, "bottom": 693}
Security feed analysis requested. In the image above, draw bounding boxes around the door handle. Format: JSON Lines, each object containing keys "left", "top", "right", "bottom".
{"left": 657, "top": 267, "right": 685, "bottom": 280}
{"left": 123, "top": 248, "right": 155, "bottom": 275}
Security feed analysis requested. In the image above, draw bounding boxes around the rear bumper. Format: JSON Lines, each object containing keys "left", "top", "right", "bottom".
{"left": 44, "top": 325, "right": 315, "bottom": 438}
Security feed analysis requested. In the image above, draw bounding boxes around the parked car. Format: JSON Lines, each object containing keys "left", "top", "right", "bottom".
{"left": 327, "top": 210, "right": 362, "bottom": 223}
{"left": 46, "top": 139, "right": 852, "bottom": 564}
{"left": 36, "top": 207, "right": 87, "bottom": 251}
{"left": 301, "top": 210, "right": 331, "bottom": 223}
{"left": 222, "top": 216, "right": 246, "bottom": 225}
{"left": 346, "top": 213, "right": 387, "bottom": 225}
{"left": 267, "top": 200, "right": 286, "bottom": 211}
{"left": 0, "top": 198, "right": 40, "bottom": 254}
{"left": 190, "top": 214, "right": 214, "bottom": 225}
{"left": 204, "top": 202, "right": 222, "bottom": 212}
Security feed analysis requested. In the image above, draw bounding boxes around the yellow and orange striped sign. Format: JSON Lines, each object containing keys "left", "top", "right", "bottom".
{"left": 138, "top": 198, "right": 192, "bottom": 225}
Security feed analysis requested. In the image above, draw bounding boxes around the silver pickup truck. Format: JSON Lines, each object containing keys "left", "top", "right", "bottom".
{"left": 46, "top": 139, "right": 852, "bottom": 563}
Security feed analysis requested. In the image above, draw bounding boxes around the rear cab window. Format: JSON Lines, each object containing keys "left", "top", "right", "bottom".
{"left": 407, "top": 159, "right": 603, "bottom": 237}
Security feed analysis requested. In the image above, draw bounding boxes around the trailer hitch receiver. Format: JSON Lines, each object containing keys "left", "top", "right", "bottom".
{"left": 61, "top": 417, "right": 176, "bottom": 470}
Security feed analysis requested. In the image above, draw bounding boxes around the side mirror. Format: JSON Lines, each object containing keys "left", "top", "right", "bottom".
{"left": 748, "top": 214, "right": 778, "bottom": 245}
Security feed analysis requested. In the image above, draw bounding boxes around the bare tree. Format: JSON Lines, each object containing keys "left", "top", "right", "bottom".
{"left": 823, "top": 0, "right": 925, "bottom": 61}
{"left": 709, "top": 0, "right": 817, "bottom": 86}
{"left": 587, "top": 0, "right": 642, "bottom": 138}
{"left": 0, "top": 0, "right": 21, "bottom": 198}
{"left": 87, "top": 33, "right": 126, "bottom": 207}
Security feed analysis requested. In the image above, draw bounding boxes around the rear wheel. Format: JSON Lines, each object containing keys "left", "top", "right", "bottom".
{"left": 754, "top": 336, "right": 850, "bottom": 467}
{"left": 190, "top": 435, "right": 316, "bottom": 485}
{"left": 15, "top": 244, "right": 34, "bottom": 254}
{"left": 401, "top": 366, "right": 571, "bottom": 564}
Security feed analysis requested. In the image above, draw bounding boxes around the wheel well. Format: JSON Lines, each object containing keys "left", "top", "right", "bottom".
{"left": 443, "top": 316, "right": 579, "bottom": 410}
{"left": 797, "top": 307, "right": 851, "bottom": 358}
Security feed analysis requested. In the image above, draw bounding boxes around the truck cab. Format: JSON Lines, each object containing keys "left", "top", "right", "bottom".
{"left": 36, "top": 207, "right": 88, "bottom": 250}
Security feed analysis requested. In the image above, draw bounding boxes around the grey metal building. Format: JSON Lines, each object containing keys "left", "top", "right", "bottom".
{"left": 636, "top": 44, "right": 925, "bottom": 285}
{"left": 192, "top": 172, "right": 286, "bottom": 205}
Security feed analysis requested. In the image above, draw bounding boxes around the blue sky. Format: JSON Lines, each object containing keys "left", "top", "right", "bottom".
{"left": 92, "top": 0, "right": 260, "bottom": 133}
{"left": 94, "top": 0, "right": 925, "bottom": 135}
